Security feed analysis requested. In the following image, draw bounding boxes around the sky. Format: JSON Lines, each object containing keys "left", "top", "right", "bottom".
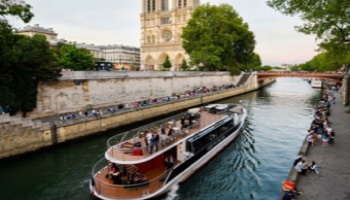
{"left": 12, "top": 0, "right": 319, "bottom": 66}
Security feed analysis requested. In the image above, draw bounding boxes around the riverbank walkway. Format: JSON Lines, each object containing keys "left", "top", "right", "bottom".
{"left": 295, "top": 91, "right": 350, "bottom": 200}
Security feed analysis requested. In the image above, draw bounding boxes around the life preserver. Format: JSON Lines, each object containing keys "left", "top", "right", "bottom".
{"left": 282, "top": 180, "right": 295, "bottom": 191}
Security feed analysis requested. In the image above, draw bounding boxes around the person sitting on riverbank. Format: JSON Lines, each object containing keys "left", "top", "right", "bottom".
{"left": 293, "top": 155, "right": 303, "bottom": 167}
{"left": 306, "top": 131, "right": 317, "bottom": 146}
{"left": 329, "top": 131, "right": 335, "bottom": 144}
{"left": 322, "top": 132, "right": 329, "bottom": 147}
{"left": 295, "top": 160, "right": 308, "bottom": 175}
{"left": 282, "top": 189, "right": 302, "bottom": 200}
{"left": 308, "top": 161, "right": 319, "bottom": 174}
{"left": 282, "top": 180, "right": 303, "bottom": 199}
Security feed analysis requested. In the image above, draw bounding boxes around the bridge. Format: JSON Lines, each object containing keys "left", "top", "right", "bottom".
{"left": 257, "top": 71, "right": 343, "bottom": 83}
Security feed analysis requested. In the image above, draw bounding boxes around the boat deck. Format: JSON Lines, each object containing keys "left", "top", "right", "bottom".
{"left": 106, "top": 111, "right": 227, "bottom": 163}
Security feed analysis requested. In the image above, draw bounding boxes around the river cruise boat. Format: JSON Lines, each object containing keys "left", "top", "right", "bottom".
{"left": 90, "top": 104, "right": 247, "bottom": 200}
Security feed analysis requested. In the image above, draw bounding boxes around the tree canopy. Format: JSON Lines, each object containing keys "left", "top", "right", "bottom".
{"left": 162, "top": 55, "right": 172, "bottom": 70}
{"left": 55, "top": 43, "right": 94, "bottom": 71}
{"left": 267, "top": 0, "right": 350, "bottom": 56}
{"left": 298, "top": 52, "right": 350, "bottom": 72}
{"left": 0, "top": 0, "right": 33, "bottom": 22}
{"left": 182, "top": 4, "right": 257, "bottom": 75}
{"left": 0, "top": 1, "right": 63, "bottom": 116}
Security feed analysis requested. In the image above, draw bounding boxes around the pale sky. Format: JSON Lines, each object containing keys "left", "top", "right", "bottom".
{"left": 13, "top": 0, "right": 319, "bottom": 66}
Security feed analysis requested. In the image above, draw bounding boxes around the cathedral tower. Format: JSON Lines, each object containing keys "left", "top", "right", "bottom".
{"left": 140, "top": 0, "right": 200, "bottom": 70}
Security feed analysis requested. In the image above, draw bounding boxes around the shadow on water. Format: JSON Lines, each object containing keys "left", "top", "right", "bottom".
{"left": 0, "top": 78, "right": 322, "bottom": 200}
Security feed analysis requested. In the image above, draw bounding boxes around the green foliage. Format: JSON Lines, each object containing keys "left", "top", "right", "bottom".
{"left": 0, "top": 33, "right": 61, "bottom": 116}
{"left": 267, "top": 0, "right": 350, "bottom": 55}
{"left": 0, "top": 2, "right": 61, "bottom": 116}
{"left": 0, "top": 0, "right": 34, "bottom": 23}
{"left": 289, "top": 65, "right": 300, "bottom": 71}
{"left": 57, "top": 43, "right": 94, "bottom": 70}
{"left": 243, "top": 53, "right": 262, "bottom": 71}
{"left": 162, "top": 55, "right": 172, "bottom": 70}
{"left": 181, "top": 59, "right": 189, "bottom": 70}
{"left": 299, "top": 62, "right": 315, "bottom": 72}
{"left": 262, "top": 66, "right": 273, "bottom": 71}
{"left": 299, "top": 52, "right": 350, "bottom": 72}
{"left": 182, "top": 4, "right": 257, "bottom": 75}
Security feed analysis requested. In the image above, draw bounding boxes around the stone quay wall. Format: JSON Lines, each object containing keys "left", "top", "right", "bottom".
{"left": 31, "top": 71, "right": 241, "bottom": 119}
{"left": 0, "top": 72, "right": 274, "bottom": 160}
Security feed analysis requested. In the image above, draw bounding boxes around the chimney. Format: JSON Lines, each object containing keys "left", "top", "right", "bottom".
{"left": 35, "top": 24, "right": 39, "bottom": 28}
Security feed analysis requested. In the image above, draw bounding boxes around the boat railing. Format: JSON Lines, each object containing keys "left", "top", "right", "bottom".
{"left": 106, "top": 128, "right": 191, "bottom": 161}
{"left": 106, "top": 112, "right": 184, "bottom": 149}
{"left": 92, "top": 158, "right": 178, "bottom": 199}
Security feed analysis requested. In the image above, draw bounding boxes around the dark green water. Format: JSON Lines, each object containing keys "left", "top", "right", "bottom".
{"left": 0, "top": 78, "right": 321, "bottom": 200}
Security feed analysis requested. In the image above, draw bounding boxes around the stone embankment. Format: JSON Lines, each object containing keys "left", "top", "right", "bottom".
{"left": 280, "top": 90, "right": 350, "bottom": 200}
{"left": 0, "top": 74, "right": 274, "bottom": 160}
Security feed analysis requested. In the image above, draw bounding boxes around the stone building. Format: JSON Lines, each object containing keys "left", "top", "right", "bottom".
{"left": 76, "top": 43, "right": 104, "bottom": 60}
{"left": 140, "top": 0, "right": 200, "bottom": 71}
{"left": 16, "top": 24, "right": 58, "bottom": 45}
{"left": 98, "top": 45, "right": 141, "bottom": 70}
{"left": 16, "top": 25, "right": 140, "bottom": 70}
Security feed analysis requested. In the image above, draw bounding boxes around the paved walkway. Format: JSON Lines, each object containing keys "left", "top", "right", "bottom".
{"left": 296, "top": 91, "right": 350, "bottom": 200}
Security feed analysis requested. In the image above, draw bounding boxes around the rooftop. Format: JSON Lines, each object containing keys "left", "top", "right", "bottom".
{"left": 17, "top": 24, "right": 58, "bottom": 35}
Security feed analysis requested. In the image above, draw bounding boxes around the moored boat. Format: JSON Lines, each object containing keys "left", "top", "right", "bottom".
{"left": 311, "top": 78, "right": 323, "bottom": 88}
{"left": 90, "top": 104, "right": 247, "bottom": 200}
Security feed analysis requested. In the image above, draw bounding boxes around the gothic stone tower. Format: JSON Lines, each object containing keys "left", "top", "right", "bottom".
{"left": 141, "top": 0, "right": 200, "bottom": 71}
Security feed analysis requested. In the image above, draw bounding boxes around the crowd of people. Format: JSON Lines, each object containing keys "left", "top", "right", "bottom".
{"left": 56, "top": 84, "right": 237, "bottom": 124}
{"left": 282, "top": 89, "right": 336, "bottom": 200}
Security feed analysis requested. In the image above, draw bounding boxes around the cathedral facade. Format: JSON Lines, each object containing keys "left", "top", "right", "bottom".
{"left": 140, "top": 0, "right": 200, "bottom": 70}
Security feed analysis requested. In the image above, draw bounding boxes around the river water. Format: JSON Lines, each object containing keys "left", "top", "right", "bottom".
{"left": 0, "top": 78, "right": 321, "bottom": 200}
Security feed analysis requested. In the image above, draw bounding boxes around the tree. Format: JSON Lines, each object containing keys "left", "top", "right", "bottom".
{"left": 244, "top": 53, "right": 262, "bottom": 71}
{"left": 181, "top": 59, "right": 189, "bottom": 71}
{"left": 162, "top": 55, "right": 172, "bottom": 70}
{"left": 56, "top": 43, "right": 94, "bottom": 71}
{"left": 267, "top": 0, "right": 350, "bottom": 56}
{"left": 0, "top": 34, "right": 61, "bottom": 116}
{"left": 0, "top": 2, "right": 63, "bottom": 116}
{"left": 0, "top": 0, "right": 33, "bottom": 22}
{"left": 182, "top": 4, "right": 256, "bottom": 75}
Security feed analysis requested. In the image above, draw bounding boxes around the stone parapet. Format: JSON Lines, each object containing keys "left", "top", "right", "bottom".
{"left": 29, "top": 72, "right": 241, "bottom": 119}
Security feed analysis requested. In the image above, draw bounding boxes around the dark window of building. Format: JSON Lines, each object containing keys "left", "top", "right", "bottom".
{"left": 147, "top": 0, "right": 151, "bottom": 13}
{"left": 152, "top": 0, "right": 156, "bottom": 11}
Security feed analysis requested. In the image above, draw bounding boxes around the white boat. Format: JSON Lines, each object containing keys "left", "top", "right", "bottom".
{"left": 89, "top": 104, "right": 247, "bottom": 200}
{"left": 311, "top": 78, "right": 322, "bottom": 88}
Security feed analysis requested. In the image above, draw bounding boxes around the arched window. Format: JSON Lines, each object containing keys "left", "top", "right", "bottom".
{"left": 147, "top": 0, "right": 151, "bottom": 13}
{"left": 178, "top": 0, "right": 182, "bottom": 8}
{"left": 152, "top": 0, "right": 156, "bottom": 11}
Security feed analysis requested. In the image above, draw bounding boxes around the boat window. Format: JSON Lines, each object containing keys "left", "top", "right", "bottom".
{"left": 186, "top": 119, "right": 233, "bottom": 153}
